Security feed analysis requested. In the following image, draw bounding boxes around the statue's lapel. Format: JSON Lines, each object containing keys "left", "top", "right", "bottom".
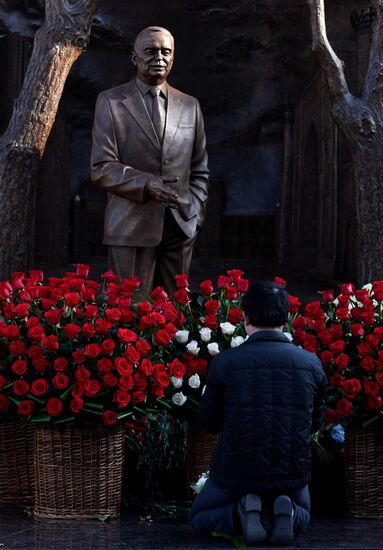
{"left": 121, "top": 81, "right": 160, "bottom": 151}
{"left": 163, "top": 86, "right": 184, "bottom": 155}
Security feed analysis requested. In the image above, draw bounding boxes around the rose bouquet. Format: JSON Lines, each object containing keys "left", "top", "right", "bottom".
{"left": 0, "top": 265, "right": 179, "bottom": 428}
{"left": 290, "top": 281, "right": 383, "bottom": 428}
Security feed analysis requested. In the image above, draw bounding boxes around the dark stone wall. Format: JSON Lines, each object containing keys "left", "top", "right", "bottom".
{"left": 0, "top": 0, "right": 363, "bottom": 259}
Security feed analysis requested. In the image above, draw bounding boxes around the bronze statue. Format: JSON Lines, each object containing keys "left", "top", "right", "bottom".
{"left": 91, "top": 26, "right": 209, "bottom": 296}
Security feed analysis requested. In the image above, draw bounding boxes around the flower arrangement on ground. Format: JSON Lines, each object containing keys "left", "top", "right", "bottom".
{"left": 290, "top": 281, "right": 383, "bottom": 429}
{"left": 0, "top": 265, "right": 183, "bottom": 427}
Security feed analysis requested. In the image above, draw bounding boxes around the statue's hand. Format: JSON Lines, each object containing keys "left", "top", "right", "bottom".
{"left": 147, "top": 177, "right": 180, "bottom": 208}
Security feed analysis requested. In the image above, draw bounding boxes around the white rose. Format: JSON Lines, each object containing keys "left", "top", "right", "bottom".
{"left": 186, "top": 340, "right": 200, "bottom": 355}
{"left": 201, "top": 385, "right": 206, "bottom": 396}
{"left": 172, "top": 392, "right": 187, "bottom": 406}
{"left": 230, "top": 335, "right": 245, "bottom": 347}
{"left": 171, "top": 376, "right": 183, "bottom": 389}
{"left": 220, "top": 322, "right": 236, "bottom": 335}
{"left": 175, "top": 330, "right": 189, "bottom": 344}
{"left": 283, "top": 332, "right": 293, "bottom": 342}
{"left": 199, "top": 327, "right": 212, "bottom": 343}
{"left": 188, "top": 374, "right": 201, "bottom": 388}
{"left": 207, "top": 342, "right": 220, "bottom": 356}
{"left": 363, "top": 283, "right": 373, "bottom": 293}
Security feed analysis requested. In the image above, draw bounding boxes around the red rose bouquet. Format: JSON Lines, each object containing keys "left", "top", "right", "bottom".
{"left": 290, "top": 281, "right": 383, "bottom": 428}
{"left": 0, "top": 265, "right": 177, "bottom": 427}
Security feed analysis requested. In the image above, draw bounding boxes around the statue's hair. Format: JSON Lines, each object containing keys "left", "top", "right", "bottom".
{"left": 133, "top": 27, "right": 174, "bottom": 51}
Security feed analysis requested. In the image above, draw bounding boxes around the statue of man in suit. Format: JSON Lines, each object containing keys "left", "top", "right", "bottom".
{"left": 91, "top": 26, "right": 209, "bottom": 296}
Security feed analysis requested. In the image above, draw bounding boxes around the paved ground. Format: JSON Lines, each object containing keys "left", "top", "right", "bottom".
{"left": 1, "top": 506, "right": 383, "bottom": 550}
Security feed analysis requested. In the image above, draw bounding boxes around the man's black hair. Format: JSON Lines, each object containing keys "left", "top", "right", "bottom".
{"left": 241, "top": 280, "right": 289, "bottom": 328}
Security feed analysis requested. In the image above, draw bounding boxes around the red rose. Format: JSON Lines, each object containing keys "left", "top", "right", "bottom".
{"left": 303, "top": 334, "right": 317, "bottom": 353}
{"left": 136, "top": 339, "right": 151, "bottom": 356}
{"left": 40, "top": 298, "right": 57, "bottom": 312}
{"left": 225, "top": 286, "right": 238, "bottom": 300}
{"left": 11, "top": 359, "right": 27, "bottom": 376}
{"left": 70, "top": 397, "right": 84, "bottom": 413}
{"left": 44, "top": 309, "right": 61, "bottom": 325}
{"left": 105, "top": 308, "right": 122, "bottom": 322}
{"left": 305, "top": 301, "right": 324, "bottom": 320}
{"left": 83, "top": 379, "right": 102, "bottom": 397}
{"left": 236, "top": 278, "right": 249, "bottom": 293}
{"left": 329, "top": 373, "right": 344, "bottom": 387}
{"left": 113, "top": 389, "right": 131, "bottom": 408}
{"left": 150, "top": 385, "right": 164, "bottom": 398}
{"left": 72, "top": 349, "right": 86, "bottom": 364}
{"left": 292, "top": 317, "right": 306, "bottom": 330}
{"left": 33, "top": 358, "right": 48, "bottom": 373}
{"left": 363, "top": 379, "right": 380, "bottom": 396}
{"left": 132, "top": 391, "right": 146, "bottom": 403}
{"left": 336, "top": 308, "right": 350, "bottom": 322}
{"left": 97, "top": 358, "right": 113, "bottom": 374}
{"left": 103, "top": 373, "right": 118, "bottom": 387}
{"left": 376, "top": 373, "right": 383, "bottom": 386}
{"left": 29, "top": 269, "right": 44, "bottom": 282}
{"left": 46, "top": 397, "right": 63, "bottom": 417}
{"left": 13, "top": 380, "right": 30, "bottom": 397}
{"left": 17, "top": 400, "right": 35, "bottom": 416}
{"left": 118, "top": 328, "right": 138, "bottom": 344}
{"left": 228, "top": 308, "right": 243, "bottom": 325}
{"left": 64, "top": 323, "right": 81, "bottom": 340}
{"left": 5, "top": 324, "right": 20, "bottom": 340}
{"left": 53, "top": 357, "right": 68, "bottom": 372}
{"left": 115, "top": 358, "right": 133, "bottom": 376}
{"left": 53, "top": 373, "right": 70, "bottom": 390}
{"left": 162, "top": 303, "right": 178, "bottom": 324}
{"left": 14, "top": 303, "right": 29, "bottom": 318}
{"left": 119, "top": 375, "right": 133, "bottom": 391}
{"left": 95, "top": 319, "right": 112, "bottom": 335}
{"left": 71, "top": 381, "right": 84, "bottom": 397}
{"left": 75, "top": 263, "right": 90, "bottom": 278}
{"left": 64, "top": 292, "right": 80, "bottom": 307}
{"left": 102, "top": 410, "right": 118, "bottom": 426}
{"left": 75, "top": 366, "right": 90, "bottom": 381}
{"left": 168, "top": 359, "right": 185, "bottom": 378}
{"left": 173, "top": 288, "right": 189, "bottom": 306}
{"left": 227, "top": 269, "right": 244, "bottom": 283}
{"left": 0, "top": 395, "right": 10, "bottom": 412}
{"left": 367, "top": 334, "right": 379, "bottom": 350}
{"left": 133, "top": 372, "right": 148, "bottom": 391}
{"left": 28, "top": 325, "right": 45, "bottom": 342}
{"left": 27, "top": 345, "right": 43, "bottom": 359}
{"left": 355, "top": 289, "right": 370, "bottom": 303}
{"left": 336, "top": 398, "right": 353, "bottom": 417}
{"left": 124, "top": 345, "right": 141, "bottom": 364}
{"left": 151, "top": 312, "right": 166, "bottom": 326}
{"left": 335, "top": 354, "right": 350, "bottom": 370}
{"left": 9, "top": 340, "right": 25, "bottom": 356}
{"left": 85, "top": 343, "right": 101, "bottom": 359}
{"left": 81, "top": 323, "right": 95, "bottom": 339}
{"left": 318, "top": 289, "right": 334, "bottom": 303}
{"left": 367, "top": 396, "right": 383, "bottom": 410}
{"left": 84, "top": 305, "right": 98, "bottom": 319}
{"left": 274, "top": 276, "right": 287, "bottom": 287}
{"left": 154, "top": 371, "right": 170, "bottom": 388}
{"left": 121, "top": 275, "right": 141, "bottom": 293}
{"left": 138, "top": 359, "right": 153, "bottom": 376}
{"left": 42, "top": 335, "right": 59, "bottom": 352}
{"left": 154, "top": 329, "right": 172, "bottom": 346}
{"left": 136, "top": 301, "right": 152, "bottom": 317}
{"left": 200, "top": 280, "right": 214, "bottom": 296}
{"left": 100, "top": 338, "right": 116, "bottom": 356}
{"left": 340, "top": 283, "right": 355, "bottom": 295}
{"left": 318, "top": 330, "right": 332, "bottom": 346}
{"left": 217, "top": 275, "right": 230, "bottom": 288}
{"left": 350, "top": 324, "right": 364, "bottom": 338}
{"left": 320, "top": 351, "right": 334, "bottom": 365}
{"left": 289, "top": 295, "right": 302, "bottom": 314}
{"left": 205, "top": 300, "right": 220, "bottom": 314}
{"left": 324, "top": 409, "right": 338, "bottom": 424}
{"left": 31, "top": 378, "right": 49, "bottom": 397}
{"left": 151, "top": 286, "right": 168, "bottom": 302}
{"left": 361, "top": 356, "right": 375, "bottom": 372}
{"left": 329, "top": 339, "right": 345, "bottom": 355}
{"left": 175, "top": 274, "right": 189, "bottom": 288}
{"left": 204, "top": 314, "right": 218, "bottom": 329}
{"left": 342, "top": 379, "right": 361, "bottom": 398}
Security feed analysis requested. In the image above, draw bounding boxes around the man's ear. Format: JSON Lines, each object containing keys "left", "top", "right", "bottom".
{"left": 243, "top": 313, "right": 250, "bottom": 327}
{"left": 131, "top": 52, "right": 137, "bottom": 66}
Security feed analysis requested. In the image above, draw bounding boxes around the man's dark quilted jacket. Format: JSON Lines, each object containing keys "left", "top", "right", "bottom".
{"left": 198, "top": 330, "right": 327, "bottom": 493}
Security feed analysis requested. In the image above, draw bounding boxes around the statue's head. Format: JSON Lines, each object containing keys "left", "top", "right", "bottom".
{"left": 132, "top": 26, "right": 174, "bottom": 85}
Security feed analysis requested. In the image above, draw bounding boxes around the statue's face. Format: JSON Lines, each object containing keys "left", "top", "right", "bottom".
{"left": 132, "top": 30, "right": 174, "bottom": 85}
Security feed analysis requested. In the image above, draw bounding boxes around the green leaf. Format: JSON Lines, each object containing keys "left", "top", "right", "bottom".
{"left": 156, "top": 398, "right": 171, "bottom": 410}
{"left": 27, "top": 394, "right": 45, "bottom": 405}
{"left": 60, "top": 387, "right": 72, "bottom": 401}
{"left": 82, "top": 407, "right": 103, "bottom": 416}
{"left": 54, "top": 415, "right": 75, "bottom": 425}
{"left": 188, "top": 395, "right": 200, "bottom": 407}
{"left": 30, "top": 414, "right": 51, "bottom": 423}
{"left": 116, "top": 411, "right": 133, "bottom": 420}
{"left": 8, "top": 395, "right": 21, "bottom": 406}
{"left": 84, "top": 401, "right": 104, "bottom": 410}
{"left": 133, "top": 405, "right": 147, "bottom": 415}
{"left": 362, "top": 415, "right": 382, "bottom": 428}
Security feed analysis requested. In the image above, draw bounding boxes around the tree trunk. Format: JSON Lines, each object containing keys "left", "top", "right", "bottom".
{"left": 0, "top": 0, "right": 101, "bottom": 280}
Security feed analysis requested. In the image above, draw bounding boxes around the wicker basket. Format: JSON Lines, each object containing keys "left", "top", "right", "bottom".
{"left": 34, "top": 422, "right": 125, "bottom": 519}
{"left": 0, "top": 419, "right": 35, "bottom": 504}
{"left": 345, "top": 424, "right": 383, "bottom": 518}
{"left": 186, "top": 419, "right": 217, "bottom": 499}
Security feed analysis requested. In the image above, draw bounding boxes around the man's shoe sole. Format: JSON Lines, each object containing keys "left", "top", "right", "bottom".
{"left": 241, "top": 494, "right": 268, "bottom": 545}
{"left": 269, "top": 495, "right": 294, "bottom": 546}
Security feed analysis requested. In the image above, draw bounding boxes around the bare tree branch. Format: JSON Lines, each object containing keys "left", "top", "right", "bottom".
{"left": 308, "top": 0, "right": 349, "bottom": 101}
{"left": 363, "top": 0, "right": 383, "bottom": 99}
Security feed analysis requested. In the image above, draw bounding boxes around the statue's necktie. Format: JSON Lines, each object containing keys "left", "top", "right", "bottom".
{"left": 150, "top": 87, "right": 165, "bottom": 144}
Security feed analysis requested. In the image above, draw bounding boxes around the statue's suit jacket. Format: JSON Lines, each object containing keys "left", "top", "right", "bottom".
{"left": 91, "top": 79, "right": 209, "bottom": 247}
